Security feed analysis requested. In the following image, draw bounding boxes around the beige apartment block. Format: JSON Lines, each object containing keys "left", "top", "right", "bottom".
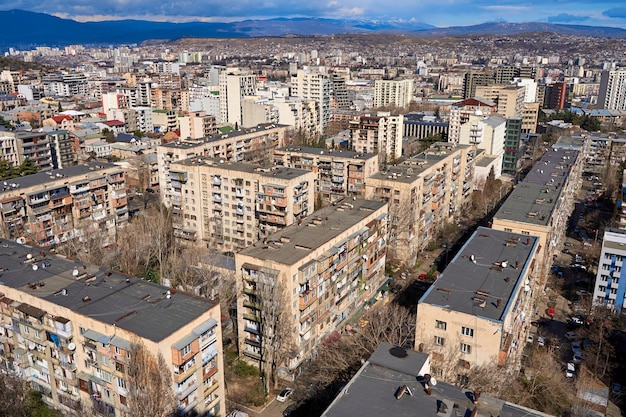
{"left": 365, "top": 143, "right": 476, "bottom": 264}
{"left": 235, "top": 199, "right": 388, "bottom": 377}
{"left": 273, "top": 147, "right": 379, "bottom": 202}
{"left": 168, "top": 157, "right": 315, "bottom": 253}
{"left": 474, "top": 85, "right": 525, "bottom": 119}
{"left": 0, "top": 130, "right": 54, "bottom": 171}
{"left": 178, "top": 111, "right": 217, "bottom": 140}
{"left": 415, "top": 227, "right": 540, "bottom": 380}
{"left": 0, "top": 239, "right": 226, "bottom": 417}
{"left": 0, "top": 162, "right": 128, "bottom": 248}
{"left": 491, "top": 147, "right": 583, "bottom": 284}
{"left": 373, "top": 78, "right": 414, "bottom": 108}
{"left": 349, "top": 112, "right": 404, "bottom": 162}
{"left": 157, "top": 124, "right": 291, "bottom": 207}
{"left": 521, "top": 102, "right": 539, "bottom": 134}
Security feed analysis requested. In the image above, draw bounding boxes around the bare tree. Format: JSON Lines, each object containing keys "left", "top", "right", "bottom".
{"left": 124, "top": 340, "right": 175, "bottom": 417}
{"left": 0, "top": 371, "right": 27, "bottom": 417}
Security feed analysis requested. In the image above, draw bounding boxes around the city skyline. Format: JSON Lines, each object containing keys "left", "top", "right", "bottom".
{"left": 1, "top": 0, "right": 625, "bottom": 28}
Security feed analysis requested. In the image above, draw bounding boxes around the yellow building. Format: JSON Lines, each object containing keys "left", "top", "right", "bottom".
{"left": 167, "top": 157, "right": 316, "bottom": 253}
{"left": 235, "top": 199, "right": 388, "bottom": 377}
{"left": 474, "top": 85, "right": 525, "bottom": 119}
{"left": 415, "top": 227, "right": 540, "bottom": 380}
{"left": 491, "top": 147, "right": 583, "bottom": 284}
{"left": 365, "top": 143, "right": 476, "bottom": 264}
{"left": 0, "top": 239, "right": 225, "bottom": 417}
{"left": 0, "top": 162, "right": 128, "bottom": 248}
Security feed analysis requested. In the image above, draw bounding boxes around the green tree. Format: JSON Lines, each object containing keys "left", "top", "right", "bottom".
{"left": 57, "top": 102, "right": 62, "bottom": 112}
{"left": 18, "top": 159, "right": 39, "bottom": 176}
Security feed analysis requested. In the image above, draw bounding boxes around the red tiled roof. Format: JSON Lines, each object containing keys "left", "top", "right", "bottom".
{"left": 103, "top": 120, "right": 126, "bottom": 126}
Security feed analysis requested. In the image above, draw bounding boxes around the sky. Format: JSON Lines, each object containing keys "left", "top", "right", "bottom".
{"left": 1, "top": 0, "right": 626, "bottom": 28}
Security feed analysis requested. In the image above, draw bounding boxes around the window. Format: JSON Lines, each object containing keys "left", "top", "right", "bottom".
{"left": 181, "top": 344, "right": 191, "bottom": 356}
{"left": 434, "top": 336, "right": 445, "bottom": 346}
{"left": 460, "top": 343, "right": 471, "bottom": 354}
{"left": 116, "top": 377, "right": 126, "bottom": 389}
{"left": 435, "top": 320, "right": 447, "bottom": 330}
{"left": 461, "top": 327, "right": 474, "bottom": 337}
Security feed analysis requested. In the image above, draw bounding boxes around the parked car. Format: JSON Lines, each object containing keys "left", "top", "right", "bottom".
{"left": 565, "top": 331, "right": 579, "bottom": 341}
{"left": 576, "top": 290, "right": 592, "bottom": 297}
{"left": 537, "top": 336, "right": 546, "bottom": 347}
{"left": 228, "top": 411, "right": 249, "bottom": 417}
{"left": 572, "top": 354, "right": 583, "bottom": 364}
{"left": 566, "top": 362, "right": 576, "bottom": 378}
{"left": 571, "top": 341, "right": 582, "bottom": 355}
{"left": 527, "top": 334, "right": 534, "bottom": 344}
{"left": 277, "top": 388, "right": 294, "bottom": 403}
{"left": 565, "top": 242, "right": 573, "bottom": 247}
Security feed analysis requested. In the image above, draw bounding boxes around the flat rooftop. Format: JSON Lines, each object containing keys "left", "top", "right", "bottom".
{"left": 0, "top": 239, "right": 216, "bottom": 343}
{"left": 368, "top": 144, "right": 472, "bottom": 185}
{"left": 323, "top": 343, "right": 552, "bottom": 417}
{"left": 275, "top": 146, "right": 377, "bottom": 161}
{"left": 239, "top": 199, "right": 386, "bottom": 266}
{"left": 419, "top": 227, "right": 539, "bottom": 321}
{"left": 171, "top": 157, "right": 312, "bottom": 181}
{"left": 0, "top": 161, "right": 123, "bottom": 194}
{"left": 160, "top": 123, "right": 287, "bottom": 149}
{"left": 494, "top": 147, "right": 579, "bottom": 227}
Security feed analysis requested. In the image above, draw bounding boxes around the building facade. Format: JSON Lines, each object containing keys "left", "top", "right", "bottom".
{"left": 365, "top": 143, "right": 475, "bottom": 264}
{"left": 0, "top": 239, "right": 225, "bottom": 417}
{"left": 592, "top": 228, "right": 626, "bottom": 313}
{"left": 349, "top": 112, "right": 404, "bottom": 163}
{"left": 598, "top": 69, "right": 626, "bottom": 111}
{"left": 373, "top": 78, "right": 414, "bottom": 109}
{"left": 0, "top": 162, "right": 128, "bottom": 248}
{"left": 236, "top": 199, "right": 388, "bottom": 377}
{"left": 166, "top": 157, "right": 315, "bottom": 253}
{"left": 273, "top": 147, "right": 379, "bottom": 202}
{"left": 416, "top": 227, "right": 540, "bottom": 379}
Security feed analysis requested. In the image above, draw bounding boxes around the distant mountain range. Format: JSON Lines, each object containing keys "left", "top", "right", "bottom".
{"left": 1, "top": 9, "right": 626, "bottom": 50}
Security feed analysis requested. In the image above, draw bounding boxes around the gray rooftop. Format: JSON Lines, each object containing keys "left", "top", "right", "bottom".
{"left": 275, "top": 146, "right": 377, "bottom": 161}
{"left": 172, "top": 157, "right": 312, "bottom": 181}
{"left": 0, "top": 239, "right": 216, "bottom": 342}
{"left": 239, "top": 199, "right": 387, "bottom": 266}
{"left": 419, "top": 227, "right": 539, "bottom": 321}
{"left": 322, "top": 343, "right": 552, "bottom": 417}
{"left": 0, "top": 161, "right": 123, "bottom": 194}
{"left": 493, "top": 147, "right": 579, "bottom": 226}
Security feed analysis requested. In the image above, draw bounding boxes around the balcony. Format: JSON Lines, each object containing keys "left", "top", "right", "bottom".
{"left": 176, "top": 380, "right": 198, "bottom": 400}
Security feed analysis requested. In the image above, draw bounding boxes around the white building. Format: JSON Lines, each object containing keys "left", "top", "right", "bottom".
{"left": 219, "top": 70, "right": 257, "bottom": 126}
{"left": 373, "top": 78, "right": 414, "bottom": 108}
{"left": 598, "top": 69, "right": 626, "bottom": 111}
{"left": 592, "top": 228, "right": 626, "bottom": 314}
{"left": 290, "top": 69, "right": 331, "bottom": 134}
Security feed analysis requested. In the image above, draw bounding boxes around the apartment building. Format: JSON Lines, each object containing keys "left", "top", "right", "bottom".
{"left": 598, "top": 69, "right": 626, "bottom": 111}
{"left": 521, "top": 102, "right": 540, "bottom": 134}
{"left": 167, "top": 157, "right": 315, "bottom": 252}
{"left": 617, "top": 170, "right": 626, "bottom": 230}
{"left": 47, "top": 130, "right": 75, "bottom": 169}
{"left": 373, "top": 78, "right": 414, "bottom": 108}
{"left": 0, "top": 239, "right": 225, "bottom": 417}
{"left": 0, "top": 130, "right": 54, "bottom": 172}
{"left": 41, "top": 73, "right": 89, "bottom": 97}
{"left": 415, "top": 227, "right": 540, "bottom": 378}
{"left": 158, "top": 124, "right": 291, "bottom": 207}
{"left": 491, "top": 147, "right": 583, "bottom": 284}
{"left": 219, "top": 71, "right": 257, "bottom": 126}
{"left": 349, "top": 112, "right": 404, "bottom": 162}
{"left": 236, "top": 199, "right": 388, "bottom": 376}
{"left": 0, "top": 162, "right": 128, "bottom": 248}
{"left": 502, "top": 118, "right": 522, "bottom": 175}
{"left": 592, "top": 228, "right": 626, "bottom": 313}
{"left": 290, "top": 69, "right": 331, "bottom": 133}
{"left": 152, "top": 109, "right": 179, "bottom": 133}
{"left": 474, "top": 85, "right": 525, "bottom": 119}
{"left": 365, "top": 143, "right": 476, "bottom": 264}
{"left": 179, "top": 111, "right": 218, "bottom": 140}
{"left": 273, "top": 147, "right": 379, "bottom": 201}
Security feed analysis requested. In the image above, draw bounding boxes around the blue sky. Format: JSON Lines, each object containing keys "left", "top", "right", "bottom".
{"left": 2, "top": 0, "right": 626, "bottom": 28}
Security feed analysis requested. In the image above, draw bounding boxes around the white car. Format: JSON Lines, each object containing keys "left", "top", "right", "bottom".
{"left": 527, "top": 334, "right": 534, "bottom": 344}
{"left": 566, "top": 362, "right": 575, "bottom": 378}
{"left": 537, "top": 336, "right": 546, "bottom": 347}
{"left": 277, "top": 388, "right": 293, "bottom": 403}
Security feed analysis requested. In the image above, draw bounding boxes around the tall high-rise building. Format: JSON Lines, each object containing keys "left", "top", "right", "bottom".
{"left": 290, "top": 69, "right": 331, "bottom": 133}
{"left": 598, "top": 69, "right": 626, "bottom": 111}
{"left": 373, "top": 78, "right": 414, "bottom": 109}
{"left": 592, "top": 228, "right": 626, "bottom": 313}
{"left": 349, "top": 112, "right": 404, "bottom": 162}
{"left": 219, "top": 71, "right": 257, "bottom": 126}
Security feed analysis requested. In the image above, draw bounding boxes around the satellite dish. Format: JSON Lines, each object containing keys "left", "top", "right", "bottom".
{"left": 29, "top": 342, "right": 36, "bottom": 350}
{"left": 16, "top": 237, "right": 26, "bottom": 244}
{"left": 27, "top": 253, "right": 33, "bottom": 260}
{"left": 524, "top": 285, "right": 531, "bottom": 292}
{"left": 430, "top": 376, "right": 437, "bottom": 386}
{"left": 67, "top": 342, "right": 76, "bottom": 351}
{"left": 32, "top": 264, "right": 38, "bottom": 271}
{"left": 72, "top": 269, "right": 79, "bottom": 277}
